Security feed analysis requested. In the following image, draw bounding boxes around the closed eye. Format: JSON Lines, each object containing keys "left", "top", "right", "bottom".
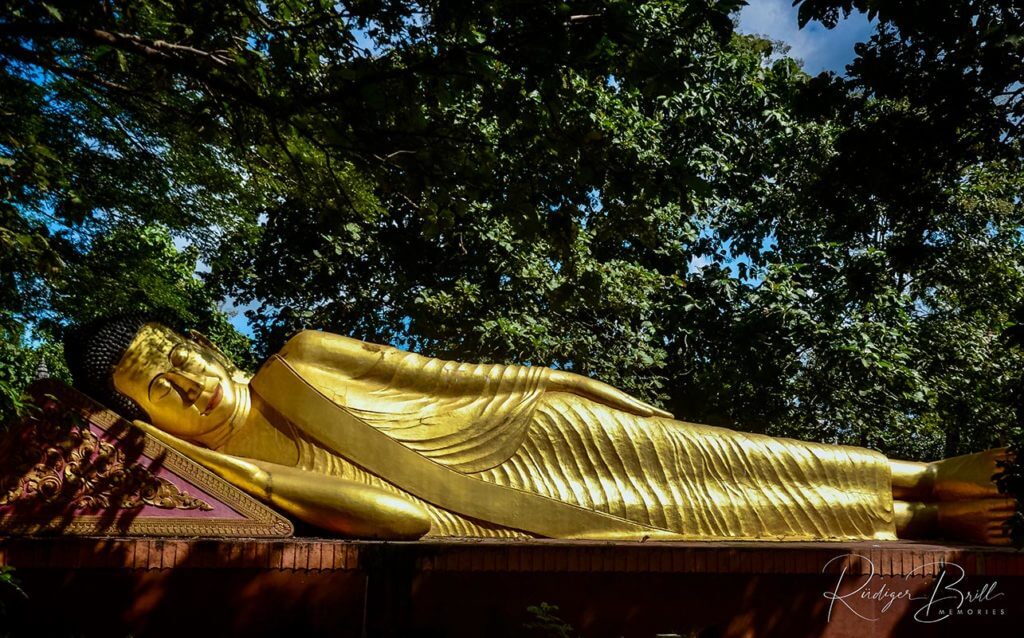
{"left": 149, "top": 376, "right": 174, "bottom": 402}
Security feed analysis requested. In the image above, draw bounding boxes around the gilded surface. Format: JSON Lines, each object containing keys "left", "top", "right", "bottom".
{"left": 109, "top": 323, "right": 1015, "bottom": 544}
{"left": 477, "top": 394, "right": 894, "bottom": 540}
{"left": 293, "top": 434, "right": 529, "bottom": 538}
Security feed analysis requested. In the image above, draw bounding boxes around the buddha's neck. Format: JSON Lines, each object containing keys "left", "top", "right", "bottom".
{"left": 193, "top": 381, "right": 252, "bottom": 450}
{"left": 206, "top": 383, "right": 302, "bottom": 466}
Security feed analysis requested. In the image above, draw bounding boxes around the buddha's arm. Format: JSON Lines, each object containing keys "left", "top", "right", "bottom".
{"left": 132, "top": 420, "right": 431, "bottom": 539}
{"left": 281, "top": 330, "right": 673, "bottom": 418}
{"left": 547, "top": 370, "right": 674, "bottom": 418}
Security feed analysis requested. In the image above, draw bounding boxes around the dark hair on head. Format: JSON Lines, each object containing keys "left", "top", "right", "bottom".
{"left": 64, "top": 315, "right": 151, "bottom": 421}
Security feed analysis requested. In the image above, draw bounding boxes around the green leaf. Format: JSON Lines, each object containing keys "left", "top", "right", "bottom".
{"left": 41, "top": 2, "right": 62, "bottom": 21}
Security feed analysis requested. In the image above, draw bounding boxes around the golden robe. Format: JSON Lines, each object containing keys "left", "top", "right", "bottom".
{"left": 254, "top": 331, "right": 896, "bottom": 541}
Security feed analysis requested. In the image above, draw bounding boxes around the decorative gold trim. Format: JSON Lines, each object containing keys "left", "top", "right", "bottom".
{"left": 0, "top": 381, "right": 293, "bottom": 538}
{"left": 1, "top": 417, "right": 213, "bottom": 513}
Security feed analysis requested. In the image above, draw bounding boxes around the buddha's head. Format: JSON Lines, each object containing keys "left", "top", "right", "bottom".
{"left": 65, "top": 317, "right": 248, "bottom": 447}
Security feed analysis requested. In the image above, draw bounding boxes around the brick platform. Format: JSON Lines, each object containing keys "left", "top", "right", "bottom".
{"left": 1, "top": 538, "right": 1022, "bottom": 637}
{"left": 2, "top": 536, "right": 1023, "bottom": 576}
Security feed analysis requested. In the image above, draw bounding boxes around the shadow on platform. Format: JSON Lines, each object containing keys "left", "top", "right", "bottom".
{"left": 1, "top": 537, "right": 1021, "bottom": 637}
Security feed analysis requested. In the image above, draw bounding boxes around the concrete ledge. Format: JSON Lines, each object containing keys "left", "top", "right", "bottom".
{"left": 2, "top": 536, "right": 1022, "bottom": 576}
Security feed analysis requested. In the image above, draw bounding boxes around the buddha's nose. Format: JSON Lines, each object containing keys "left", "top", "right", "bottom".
{"left": 163, "top": 370, "right": 205, "bottom": 404}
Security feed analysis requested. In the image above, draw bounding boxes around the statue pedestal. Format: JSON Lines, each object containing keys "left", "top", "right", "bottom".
{"left": 1, "top": 537, "right": 1021, "bottom": 637}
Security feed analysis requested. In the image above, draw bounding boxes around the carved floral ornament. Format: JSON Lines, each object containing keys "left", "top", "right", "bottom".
{"left": 0, "top": 403, "right": 212, "bottom": 513}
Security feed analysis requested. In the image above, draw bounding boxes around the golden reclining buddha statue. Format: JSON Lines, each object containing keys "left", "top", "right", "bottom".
{"left": 65, "top": 318, "right": 1015, "bottom": 544}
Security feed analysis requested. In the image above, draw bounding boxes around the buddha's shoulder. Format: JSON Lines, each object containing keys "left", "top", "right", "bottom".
{"left": 279, "top": 330, "right": 402, "bottom": 364}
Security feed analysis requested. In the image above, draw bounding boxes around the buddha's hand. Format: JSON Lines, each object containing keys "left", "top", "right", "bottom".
{"left": 548, "top": 370, "right": 673, "bottom": 418}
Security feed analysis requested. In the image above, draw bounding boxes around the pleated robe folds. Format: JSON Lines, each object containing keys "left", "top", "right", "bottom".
{"left": 264, "top": 331, "right": 896, "bottom": 541}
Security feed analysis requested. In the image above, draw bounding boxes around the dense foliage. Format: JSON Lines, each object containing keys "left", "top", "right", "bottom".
{"left": 1, "top": 0, "right": 1022, "bottom": 462}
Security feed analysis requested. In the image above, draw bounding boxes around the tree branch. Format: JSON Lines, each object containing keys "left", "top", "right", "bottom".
{"left": 0, "top": 21, "right": 272, "bottom": 113}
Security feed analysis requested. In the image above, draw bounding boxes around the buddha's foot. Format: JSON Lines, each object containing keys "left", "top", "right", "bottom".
{"left": 937, "top": 498, "right": 1016, "bottom": 546}
{"left": 930, "top": 447, "right": 1009, "bottom": 501}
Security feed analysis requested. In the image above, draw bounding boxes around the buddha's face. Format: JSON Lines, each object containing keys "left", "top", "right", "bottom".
{"left": 113, "top": 323, "right": 241, "bottom": 442}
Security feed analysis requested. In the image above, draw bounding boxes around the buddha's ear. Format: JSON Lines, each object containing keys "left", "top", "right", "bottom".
{"left": 188, "top": 329, "right": 250, "bottom": 382}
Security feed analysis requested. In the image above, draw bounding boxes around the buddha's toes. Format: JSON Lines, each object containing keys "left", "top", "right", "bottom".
{"left": 936, "top": 498, "right": 1016, "bottom": 546}
{"left": 930, "top": 447, "right": 1010, "bottom": 501}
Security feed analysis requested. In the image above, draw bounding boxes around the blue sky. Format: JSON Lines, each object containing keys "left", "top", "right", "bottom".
{"left": 737, "top": 0, "right": 875, "bottom": 75}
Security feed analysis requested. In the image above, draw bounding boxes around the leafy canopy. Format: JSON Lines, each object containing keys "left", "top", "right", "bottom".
{"left": 1, "top": 0, "right": 1022, "bottom": 461}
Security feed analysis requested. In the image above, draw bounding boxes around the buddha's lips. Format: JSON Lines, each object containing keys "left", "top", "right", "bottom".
{"left": 203, "top": 384, "right": 223, "bottom": 415}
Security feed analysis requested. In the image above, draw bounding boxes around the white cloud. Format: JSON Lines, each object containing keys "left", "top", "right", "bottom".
{"left": 736, "top": 0, "right": 875, "bottom": 76}
{"left": 688, "top": 254, "right": 711, "bottom": 273}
